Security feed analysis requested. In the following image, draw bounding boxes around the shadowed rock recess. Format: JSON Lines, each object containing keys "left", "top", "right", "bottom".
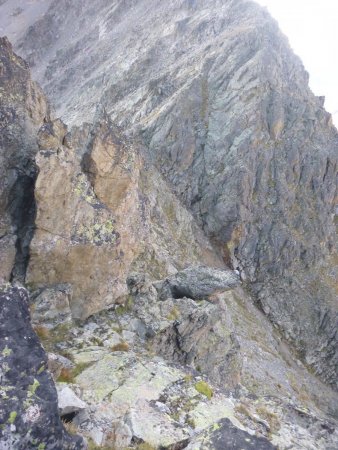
{"left": 0, "top": 0, "right": 337, "bottom": 449}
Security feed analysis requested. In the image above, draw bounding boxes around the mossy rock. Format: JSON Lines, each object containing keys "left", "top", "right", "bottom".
{"left": 195, "top": 380, "right": 213, "bottom": 400}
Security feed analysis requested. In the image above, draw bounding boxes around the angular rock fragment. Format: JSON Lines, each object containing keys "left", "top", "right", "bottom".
{"left": 27, "top": 114, "right": 222, "bottom": 319}
{"left": 125, "top": 399, "right": 190, "bottom": 448}
{"left": 152, "top": 298, "right": 242, "bottom": 387}
{"left": 56, "top": 385, "right": 87, "bottom": 416}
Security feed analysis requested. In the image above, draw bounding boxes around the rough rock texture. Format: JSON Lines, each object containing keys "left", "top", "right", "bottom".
{"left": 56, "top": 385, "right": 87, "bottom": 416}
{"left": 47, "top": 353, "right": 75, "bottom": 381}
{"left": 0, "top": 0, "right": 338, "bottom": 448}
{"left": 26, "top": 113, "right": 222, "bottom": 319}
{"left": 0, "top": 286, "right": 84, "bottom": 449}
{"left": 186, "top": 418, "right": 276, "bottom": 449}
{"left": 30, "top": 284, "right": 73, "bottom": 329}
{"left": 128, "top": 272, "right": 242, "bottom": 387}
{"left": 156, "top": 265, "right": 240, "bottom": 300}
{"left": 1, "top": 0, "right": 336, "bottom": 384}
{"left": 32, "top": 273, "right": 338, "bottom": 449}
{"left": 0, "top": 36, "right": 48, "bottom": 283}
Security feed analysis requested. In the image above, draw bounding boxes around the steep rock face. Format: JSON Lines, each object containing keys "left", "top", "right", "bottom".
{"left": 4, "top": 0, "right": 336, "bottom": 385}
{"left": 27, "top": 113, "right": 222, "bottom": 319}
{"left": 0, "top": 286, "right": 84, "bottom": 449}
{"left": 0, "top": 37, "right": 48, "bottom": 283}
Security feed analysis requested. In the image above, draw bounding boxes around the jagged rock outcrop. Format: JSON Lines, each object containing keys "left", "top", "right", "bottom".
{"left": 26, "top": 113, "right": 222, "bottom": 319}
{"left": 0, "top": 36, "right": 48, "bottom": 283}
{"left": 0, "top": 286, "right": 84, "bottom": 449}
{"left": 2, "top": 0, "right": 336, "bottom": 384}
{"left": 1, "top": 0, "right": 338, "bottom": 448}
{"left": 127, "top": 271, "right": 242, "bottom": 387}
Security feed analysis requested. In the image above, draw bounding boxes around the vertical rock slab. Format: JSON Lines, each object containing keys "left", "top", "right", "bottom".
{"left": 0, "top": 36, "right": 48, "bottom": 282}
{"left": 0, "top": 286, "right": 84, "bottom": 449}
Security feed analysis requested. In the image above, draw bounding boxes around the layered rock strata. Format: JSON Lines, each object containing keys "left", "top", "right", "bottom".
{"left": 0, "top": 0, "right": 337, "bottom": 448}
{"left": 1, "top": 0, "right": 336, "bottom": 384}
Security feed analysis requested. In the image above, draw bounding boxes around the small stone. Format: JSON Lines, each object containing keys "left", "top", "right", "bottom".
{"left": 56, "top": 385, "right": 87, "bottom": 415}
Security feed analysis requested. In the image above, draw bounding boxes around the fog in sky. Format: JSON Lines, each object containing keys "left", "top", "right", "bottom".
{"left": 256, "top": 0, "right": 338, "bottom": 126}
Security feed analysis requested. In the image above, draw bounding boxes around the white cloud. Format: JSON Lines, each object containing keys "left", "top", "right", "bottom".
{"left": 255, "top": 0, "right": 338, "bottom": 125}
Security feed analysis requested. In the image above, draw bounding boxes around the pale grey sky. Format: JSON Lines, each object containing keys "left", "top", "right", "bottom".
{"left": 256, "top": 0, "right": 338, "bottom": 126}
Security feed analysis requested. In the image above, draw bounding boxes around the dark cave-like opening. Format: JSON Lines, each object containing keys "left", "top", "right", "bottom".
{"left": 9, "top": 166, "right": 37, "bottom": 282}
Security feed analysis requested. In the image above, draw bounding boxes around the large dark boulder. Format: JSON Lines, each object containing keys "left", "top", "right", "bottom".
{"left": 186, "top": 418, "right": 276, "bottom": 449}
{"left": 0, "top": 286, "right": 84, "bottom": 449}
{"left": 156, "top": 265, "right": 240, "bottom": 300}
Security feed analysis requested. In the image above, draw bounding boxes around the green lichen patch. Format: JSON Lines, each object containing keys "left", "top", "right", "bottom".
{"left": 195, "top": 380, "right": 213, "bottom": 400}
{"left": 2, "top": 345, "right": 12, "bottom": 357}
{"left": 74, "top": 219, "right": 119, "bottom": 246}
{"left": 73, "top": 173, "right": 97, "bottom": 204}
{"left": 37, "top": 364, "right": 46, "bottom": 375}
{"left": 8, "top": 411, "right": 17, "bottom": 424}
{"left": 27, "top": 379, "right": 40, "bottom": 398}
{"left": 167, "top": 306, "right": 180, "bottom": 321}
{"left": 115, "top": 295, "right": 134, "bottom": 315}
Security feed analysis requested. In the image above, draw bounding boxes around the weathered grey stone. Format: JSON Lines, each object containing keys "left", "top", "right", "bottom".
{"left": 32, "top": 279, "right": 338, "bottom": 450}
{"left": 109, "top": 421, "right": 132, "bottom": 449}
{"left": 151, "top": 297, "right": 241, "bottom": 387}
{"left": 56, "top": 385, "right": 87, "bottom": 416}
{"left": 31, "top": 284, "right": 73, "bottom": 329}
{"left": 126, "top": 399, "right": 190, "bottom": 448}
{"left": 156, "top": 265, "right": 240, "bottom": 300}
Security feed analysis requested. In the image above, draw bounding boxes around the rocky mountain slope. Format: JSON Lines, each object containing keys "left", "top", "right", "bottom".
{"left": 0, "top": 0, "right": 337, "bottom": 449}
{"left": 2, "top": 0, "right": 336, "bottom": 386}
